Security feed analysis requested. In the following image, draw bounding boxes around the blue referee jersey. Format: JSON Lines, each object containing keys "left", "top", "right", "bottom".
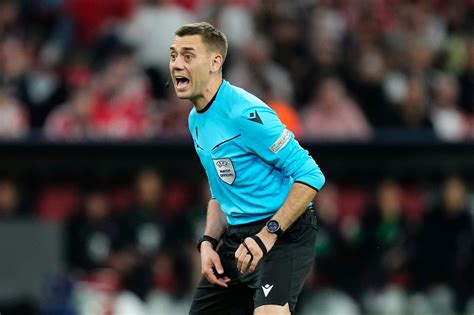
{"left": 188, "top": 80, "right": 325, "bottom": 225}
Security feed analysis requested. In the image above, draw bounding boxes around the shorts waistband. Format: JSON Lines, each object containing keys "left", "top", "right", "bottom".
{"left": 227, "top": 214, "right": 273, "bottom": 229}
{"left": 227, "top": 203, "right": 314, "bottom": 229}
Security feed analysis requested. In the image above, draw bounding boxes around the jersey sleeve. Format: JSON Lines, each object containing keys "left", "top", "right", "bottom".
{"left": 238, "top": 105, "right": 325, "bottom": 191}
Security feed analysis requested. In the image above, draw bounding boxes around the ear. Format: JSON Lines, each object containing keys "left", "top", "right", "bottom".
{"left": 210, "top": 53, "right": 224, "bottom": 73}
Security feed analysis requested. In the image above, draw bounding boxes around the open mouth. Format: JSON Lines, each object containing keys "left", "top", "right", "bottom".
{"left": 175, "top": 76, "right": 190, "bottom": 90}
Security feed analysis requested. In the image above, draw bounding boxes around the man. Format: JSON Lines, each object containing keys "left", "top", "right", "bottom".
{"left": 169, "top": 22, "right": 325, "bottom": 315}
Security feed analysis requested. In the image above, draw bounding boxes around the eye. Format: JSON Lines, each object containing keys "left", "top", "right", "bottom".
{"left": 170, "top": 53, "right": 177, "bottom": 61}
{"left": 184, "top": 54, "right": 193, "bottom": 62}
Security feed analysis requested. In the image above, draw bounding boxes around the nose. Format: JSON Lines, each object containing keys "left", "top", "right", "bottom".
{"left": 170, "top": 55, "right": 184, "bottom": 70}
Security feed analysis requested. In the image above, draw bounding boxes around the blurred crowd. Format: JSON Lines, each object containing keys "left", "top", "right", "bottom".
{"left": 1, "top": 170, "right": 474, "bottom": 315}
{"left": 1, "top": 0, "right": 474, "bottom": 314}
{"left": 0, "top": 0, "right": 472, "bottom": 141}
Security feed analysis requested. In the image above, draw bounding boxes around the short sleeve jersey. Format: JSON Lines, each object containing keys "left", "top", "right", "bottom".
{"left": 188, "top": 80, "right": 325, "bottom": 225}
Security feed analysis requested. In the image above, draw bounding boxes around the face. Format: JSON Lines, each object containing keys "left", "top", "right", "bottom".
{"left": 169, "top": 35, "right": 218, "bottom": 103}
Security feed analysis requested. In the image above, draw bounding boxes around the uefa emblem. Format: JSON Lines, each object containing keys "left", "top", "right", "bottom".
{"left": 213, "top": 158, "right": 236, "bottom": 185}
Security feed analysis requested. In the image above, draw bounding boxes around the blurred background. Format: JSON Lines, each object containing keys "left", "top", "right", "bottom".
{"left": 0, "top": 0, "right": 473, "bottom": 314}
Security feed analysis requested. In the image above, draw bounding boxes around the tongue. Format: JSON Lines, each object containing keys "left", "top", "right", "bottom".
{"left": 177, "top": 80, "right": 189, "bottom": 89}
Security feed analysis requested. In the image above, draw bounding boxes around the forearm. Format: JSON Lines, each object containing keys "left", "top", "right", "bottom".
{"left": 237, "top": 182, "right": 318, "bottom": 272}
{"left": 270, "top": 182, "right": 317, "bottom": 232}
{"left": 203, "top": 198, "right": 227, "bottom": 239}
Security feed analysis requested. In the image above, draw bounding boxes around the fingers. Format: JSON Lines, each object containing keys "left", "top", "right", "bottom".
{"left": 211, "top": 255, "right": 225, "bottom": 275}
{"left": 239, "top": 252, "right": 252, "bottom": 273}
{"left": 201, "top": 250, "right": 230, "bottom": 288}
{"left": 234, "top": 243, "right": 245, "bottom": 260}
{"left": 248, "top": 255, "right": 259, "bottom": 273}
{"left": 235, "top": 238, "right": 265, "bottom": 273}
{"left": 235, "top": 244, "right": 249, "bottom": 271}
{"left": 202, "top": 259, "right": 231, "bottom": 288}
{"left": 203, "top": 268, "right": 230, "bottom": 288}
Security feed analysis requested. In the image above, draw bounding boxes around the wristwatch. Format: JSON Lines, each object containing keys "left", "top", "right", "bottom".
{"left": 197, "top": 235, "right": 219, "bottom": 252}
{"left": 266, "top": 219, "right": 284, "bottom": 238}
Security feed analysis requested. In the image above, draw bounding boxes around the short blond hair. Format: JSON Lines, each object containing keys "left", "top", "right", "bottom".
{"left": 175, "top": 22, "right": 228, "bottom": 62}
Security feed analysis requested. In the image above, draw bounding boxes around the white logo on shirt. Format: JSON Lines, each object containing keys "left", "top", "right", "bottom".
{"left": 213, "top": 158, "right": 235, "bottom": 185}
{"left": 269, "top": 129, "right": 291, "bottom": 153}
{"left": 262, "top": 284, "right": 274, "bottom": 297}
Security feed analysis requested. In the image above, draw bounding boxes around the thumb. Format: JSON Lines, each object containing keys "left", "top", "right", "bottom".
{"left": 212, "top": 255, "right": 224, "bottom": 274}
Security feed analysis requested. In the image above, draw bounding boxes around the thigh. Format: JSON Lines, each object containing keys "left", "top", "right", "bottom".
{"left": 253, "top": 210, "right": 318, "bottom": 313}
{"left": 190, "top": 248, "right": 255, "bottom": 315}
{"left": 189, "top": 276, "right": 254, "bottom": 315}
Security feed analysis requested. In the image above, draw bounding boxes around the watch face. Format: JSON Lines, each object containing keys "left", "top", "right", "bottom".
{"left": 266, "top": 220, "right": 280, "bottom": 233}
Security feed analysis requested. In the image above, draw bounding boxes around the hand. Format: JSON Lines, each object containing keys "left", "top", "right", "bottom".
{"left": 234, "top": 230, "right": 277, "bottom": 273}
{"left": 200, "top": 242, "right": 231, "bottom": 288}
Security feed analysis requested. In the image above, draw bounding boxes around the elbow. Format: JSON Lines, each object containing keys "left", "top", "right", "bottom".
{"left": 311, "top": 169, "right": 326, "bottom": 191}
{"left": 318, "top": 171, "right": 326, "bottom": 190}
{"left": 294, "top": 168, "right": 325, "bottom": 192}
{"left": 300, "top": 167, "right": 325, "bottom": 190}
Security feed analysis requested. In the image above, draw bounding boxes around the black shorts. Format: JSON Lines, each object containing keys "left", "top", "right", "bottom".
{"left": 189, "top": 208, "right": 318, "bottom": 315}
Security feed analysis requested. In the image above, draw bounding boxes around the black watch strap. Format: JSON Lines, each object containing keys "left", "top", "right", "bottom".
{"left": 197, "top": 235, "right": 219, "bottom": 252}
{"left": 274, "top": 228, "right": 284, "bottom": 238}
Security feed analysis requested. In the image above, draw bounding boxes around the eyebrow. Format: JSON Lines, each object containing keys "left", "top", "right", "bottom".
{"left": 169, "top": 46, "right": 196, "bottom": 52}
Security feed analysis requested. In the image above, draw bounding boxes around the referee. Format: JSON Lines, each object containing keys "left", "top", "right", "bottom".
{"left": 169, "top": 22, "right": 325, "bottom": 315}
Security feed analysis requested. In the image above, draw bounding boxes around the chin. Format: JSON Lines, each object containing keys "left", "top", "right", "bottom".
{"left": 175, "top": 90, "right": 192, "bottom": 99}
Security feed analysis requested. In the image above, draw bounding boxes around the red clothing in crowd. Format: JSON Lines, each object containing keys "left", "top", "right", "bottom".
{"left": 89, "top": 78, "right": 152, "bottom": 140}
{"left": 67, "top": 0, "right": 135, "bottom": 43}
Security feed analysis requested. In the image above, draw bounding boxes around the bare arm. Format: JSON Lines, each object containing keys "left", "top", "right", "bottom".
{"left": 203, "top": 198, "right": 227, "bottom": 240}
{"left": 199, "top": 198, "right": 231, "bottom": 288}
{"left": 268, "top": 182, "right": 317, "bottom": 232}
{"left": 235, "top": 182, "right": 317, "bottom": 273}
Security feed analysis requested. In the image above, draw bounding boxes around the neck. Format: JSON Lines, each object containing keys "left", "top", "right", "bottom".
{"left": 193, "top": 76, "right": 222, "bottom": 111}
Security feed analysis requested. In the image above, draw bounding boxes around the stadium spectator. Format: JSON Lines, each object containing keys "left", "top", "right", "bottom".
{"left": 88, "top": 47, "right": 154, "bottom": 140}
{"left": 158, "top": 91, "right": 193, "bottom": 136}
{"left": 117, "top": 168, "right": 165, "bottom": 257}
{"left": 392, "top": 78, "right": 434, "bottom": 131}
{"left": 430, "top": 74, "right": 468, "bottom": 141}
{"left": 264, "top": 4, "right": 310, "bottom": 71}
{"left": 301, "top": 77, "right": 372, "bottom": 141}
{"left": 0, "top": 0, "right": 20, "bottom": 38}
{"left": 227, "top": 36, "right": 294, "bottom": 104}
{"left": 414, "top": 176, "right": 473, "bottom": 314}
{"left": 0, "top": 0, "right": 469, "bottom": 142}
{"left": 121, "top": 0, "right": 195, "bottom": 97}
{"left": 0, "top": 177, "right": 24, "bottom": 218}
{"left": 44, "top": 86, "right": 95, "bottom": 141}
{"left": 297, "top": 33, "right": 343, "bottom": 107}
{"left": 64, "top": 186, "right": 119, "bottom": 273}
{"left": 311, "top": 182, "right": 362, "bottom": 294}
{"left": 344, "top": 45, "right": 397, "bottom": 127}
{"left": 360, "top": 179, "right": 412, "bottom": 315}
{"left": 458, "top": 38, "right": 474, "bottom": 113}
{"left": 266, "top": 97, "right": 302, "bottom": 139}
{"left": 108, "top": 169, "right": 173, "bottom": 308}
{"left": 66, "top": 0, "right": 135, "bottom": 46}
{"left": 0, "top": 85, "right": 29, "bottom": 138}
{"left": 147, "top": 251, "right": 192, "bottom": 314}
{"left": 0, "top": 35, "right": 67, "bottom": 129}
{"left": 387, "top": 2, "right": 447, "bottom": 52}
{"left": 197, "top": 0, "right": 256, "bottom": 53}
{"left": 19, "top": 0, "right": 74, "bottom": 68}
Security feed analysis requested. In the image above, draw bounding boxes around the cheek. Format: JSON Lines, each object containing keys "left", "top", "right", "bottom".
{"left": 191, "top": 68, "right": 203, "bottom": 84}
